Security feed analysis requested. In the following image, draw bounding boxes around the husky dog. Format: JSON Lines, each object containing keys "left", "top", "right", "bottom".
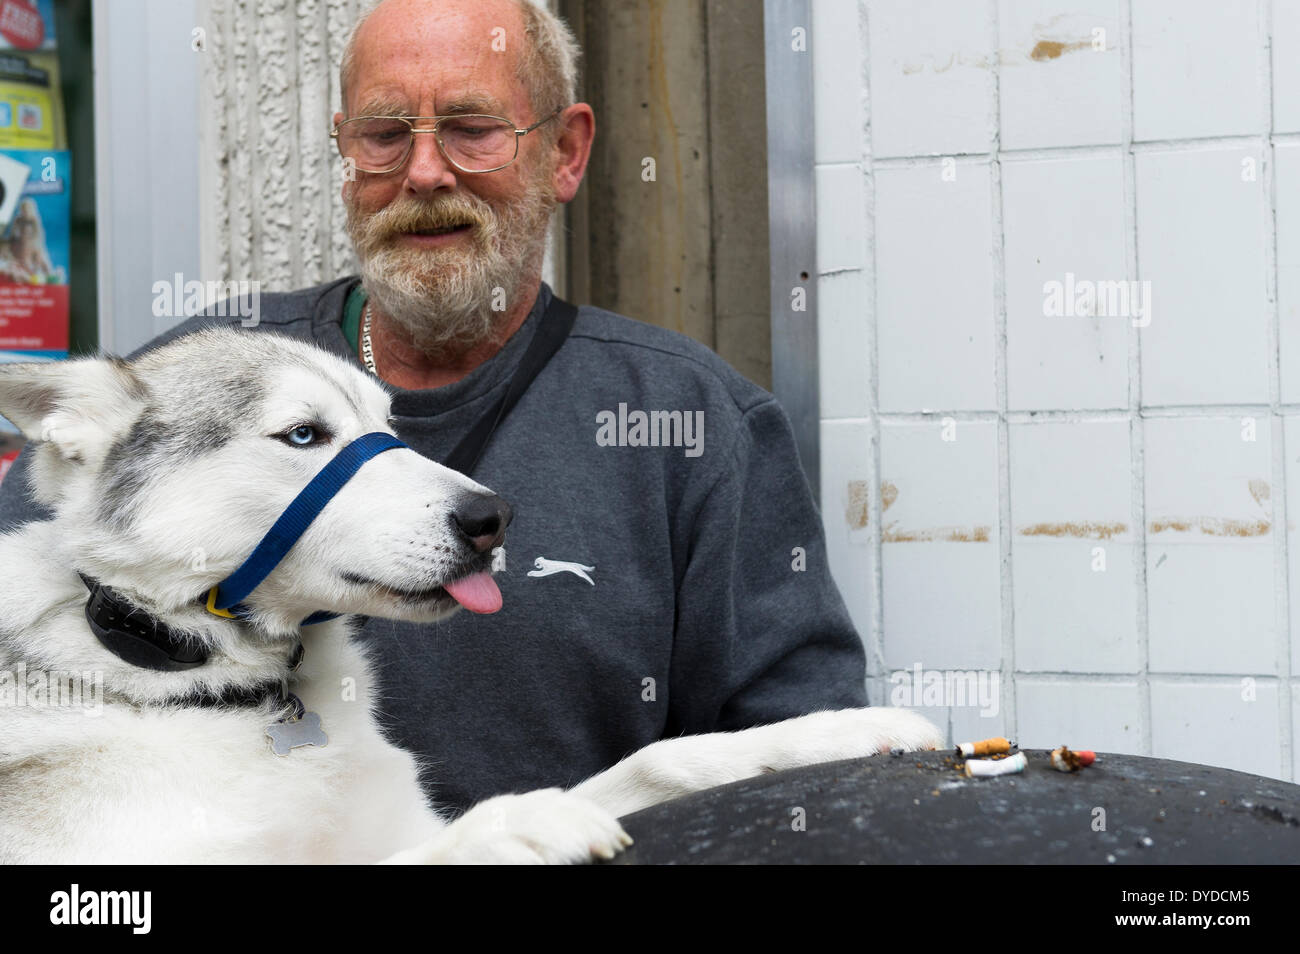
{"left": 0, "top": 329, "right": 942, "bottom": 864}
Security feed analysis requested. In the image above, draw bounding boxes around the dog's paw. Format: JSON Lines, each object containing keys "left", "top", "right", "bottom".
{"left": 773, "top": 706, "right": 945, "bottom": 766}
{"left": 846, "top": 706, "right": 945, "bottom": 755}
{"left": 440, "top": 789, "right": 633, "bottom": 864}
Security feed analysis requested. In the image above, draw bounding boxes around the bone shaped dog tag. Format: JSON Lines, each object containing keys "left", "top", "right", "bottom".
{"left": 266, "top": 709, "right": 328, "bottom": 756}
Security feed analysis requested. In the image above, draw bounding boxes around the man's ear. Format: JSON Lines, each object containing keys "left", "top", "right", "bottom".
{"left": 0, "top": 357, "right": 146, "bottom": 465}
{"left": 552, "top": 103, "right": 594, "bottom": 204}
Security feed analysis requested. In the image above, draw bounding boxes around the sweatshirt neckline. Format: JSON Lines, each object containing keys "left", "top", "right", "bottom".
{"left": 312, "top": 277, "right": 552, "bottom": 419}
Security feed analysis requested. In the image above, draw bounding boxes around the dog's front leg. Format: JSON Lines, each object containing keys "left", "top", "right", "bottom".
{"left": 379, "top": 788, "right": 633, "bottom": 864}
{"left": 570, "top": 706, "right": 944, "bottom": 818}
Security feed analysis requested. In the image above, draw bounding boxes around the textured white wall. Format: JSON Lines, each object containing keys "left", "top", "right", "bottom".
{"left": 813, "top": 0, "right": 1298, "bottom": 781}
{"left": 197, "top": 0, "right": 364, "bottom": 291}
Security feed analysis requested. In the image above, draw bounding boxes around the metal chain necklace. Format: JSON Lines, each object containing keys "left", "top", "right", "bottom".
{"left": 360, "top": 302, "right": 377, "bottom": 375}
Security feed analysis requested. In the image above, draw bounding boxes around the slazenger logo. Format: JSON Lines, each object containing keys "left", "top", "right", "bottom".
{"left": 50, "top": 884, "right": 151, "bottom": 934}
{"left": 527, "top": 557, "right": 595, "bottom": 585}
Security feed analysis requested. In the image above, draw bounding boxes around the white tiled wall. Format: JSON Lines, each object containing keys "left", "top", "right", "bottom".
{"left": 813, "top": 0, "right": 1296, "bottom": 781}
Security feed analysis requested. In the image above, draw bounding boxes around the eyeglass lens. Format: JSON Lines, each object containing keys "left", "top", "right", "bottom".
{"left": 337, "top": 116, "right": 518, "bottom": 172}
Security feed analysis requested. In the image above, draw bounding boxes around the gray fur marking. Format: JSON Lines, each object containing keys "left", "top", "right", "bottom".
{"left": 94, "top": 328, "right": 377, "bottom": 530}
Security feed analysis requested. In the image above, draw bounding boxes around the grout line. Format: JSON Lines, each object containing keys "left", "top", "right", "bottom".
{"left": 859, "top": 0, "right": 888, "bottom": 694}
{"left": 1260, "top": 0, "right": 1294, "bottom": 783}
{"left": 1119, "top": 0, "right": 1152, "bottom": 759}
{"left": 1128, "top": 135, "right": 1270, "bottom": 153}
{"left": 869, "top": 133, "right": 1294, "bottom": 168}
{"left": 1138, "top": 404, "right": 1275, "bottom": 416}
{"left": 988, "top": 0, "right": 1017, "bottom": 749}
{"left": 1019, "top": 671, "right": 1290, "bottom": 682}
{"left": 868, "top": 406, "right": 1288, "bottom": 421}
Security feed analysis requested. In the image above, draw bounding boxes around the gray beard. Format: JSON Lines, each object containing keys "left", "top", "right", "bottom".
{"left": 347, "top": 184, "right": 555, "bottom": 356}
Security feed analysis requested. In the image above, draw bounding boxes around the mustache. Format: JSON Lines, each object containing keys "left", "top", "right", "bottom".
{"left": 359, "top": 195, "right": 494, "bottom": 244}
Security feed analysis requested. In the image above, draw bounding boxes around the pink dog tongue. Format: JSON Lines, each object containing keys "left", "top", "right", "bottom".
{"left": 443, "top": 572, "right": 502, "bottom": 614}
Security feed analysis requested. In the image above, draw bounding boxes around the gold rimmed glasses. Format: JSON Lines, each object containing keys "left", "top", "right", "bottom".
{"left": 332, "top": 107, "right": 563, "bottom": 174}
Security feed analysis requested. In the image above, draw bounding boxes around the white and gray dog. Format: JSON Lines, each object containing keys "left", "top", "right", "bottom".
{"left": 0, "top": 328, "right": 942, "bottom": 863}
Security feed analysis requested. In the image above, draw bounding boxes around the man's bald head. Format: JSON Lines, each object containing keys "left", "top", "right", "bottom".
{"left": 340, "top": 0, "right": 579, "bottom": 125}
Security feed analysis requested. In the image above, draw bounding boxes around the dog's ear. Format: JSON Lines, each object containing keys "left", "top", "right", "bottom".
{"left": 0, "top": 357, "right": 146, "bottom": 464}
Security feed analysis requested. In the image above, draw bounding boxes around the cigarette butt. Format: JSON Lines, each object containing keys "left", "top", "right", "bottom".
{"left": 963, "top": 751, "right": 1027, "bottom": 778}
{"left": 1051, "top": 745, "right": 1097, "bottom": 772}
{"left": 955, "top": 736, "right": 1012, "bottom": 759}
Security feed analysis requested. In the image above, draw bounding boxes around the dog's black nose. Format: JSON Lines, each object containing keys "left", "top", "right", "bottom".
{"left": 451, "top": 494, "right": 512, "bottom": 552}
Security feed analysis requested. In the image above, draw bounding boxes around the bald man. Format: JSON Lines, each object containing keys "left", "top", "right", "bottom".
{"left": 0, "top": 0, "right": 868, "bottom": 814}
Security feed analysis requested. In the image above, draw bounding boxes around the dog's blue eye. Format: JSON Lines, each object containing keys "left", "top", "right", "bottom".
{"left": 275, "top": 423, "right": 332, "bottom": 447}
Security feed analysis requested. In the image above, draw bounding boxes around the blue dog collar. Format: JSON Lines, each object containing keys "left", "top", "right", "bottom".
{"left": 205, "top": 431, "right": 407, "bottom": 623}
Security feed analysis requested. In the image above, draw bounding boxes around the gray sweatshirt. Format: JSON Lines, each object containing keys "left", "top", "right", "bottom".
{"left": 0, "top": 277, "right": 868, "bottom": 815}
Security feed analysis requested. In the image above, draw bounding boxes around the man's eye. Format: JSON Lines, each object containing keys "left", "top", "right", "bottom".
{"left": 447, "top": 122, "right": 491, "bottom": 137}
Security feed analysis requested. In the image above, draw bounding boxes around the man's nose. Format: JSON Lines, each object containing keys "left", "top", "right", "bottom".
{"left": 404, "top": 129, "right": 458, "bottom": 194}
{"left": 450, "top": 493, "right": 513, "bottom": 552}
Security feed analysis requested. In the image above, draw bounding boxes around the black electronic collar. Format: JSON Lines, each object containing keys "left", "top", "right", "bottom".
{"left": 80, "top": 571, "right": 210, "bottom": 672}
{"left": 79, "top": 572, "right": 303, "bottom": 711}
